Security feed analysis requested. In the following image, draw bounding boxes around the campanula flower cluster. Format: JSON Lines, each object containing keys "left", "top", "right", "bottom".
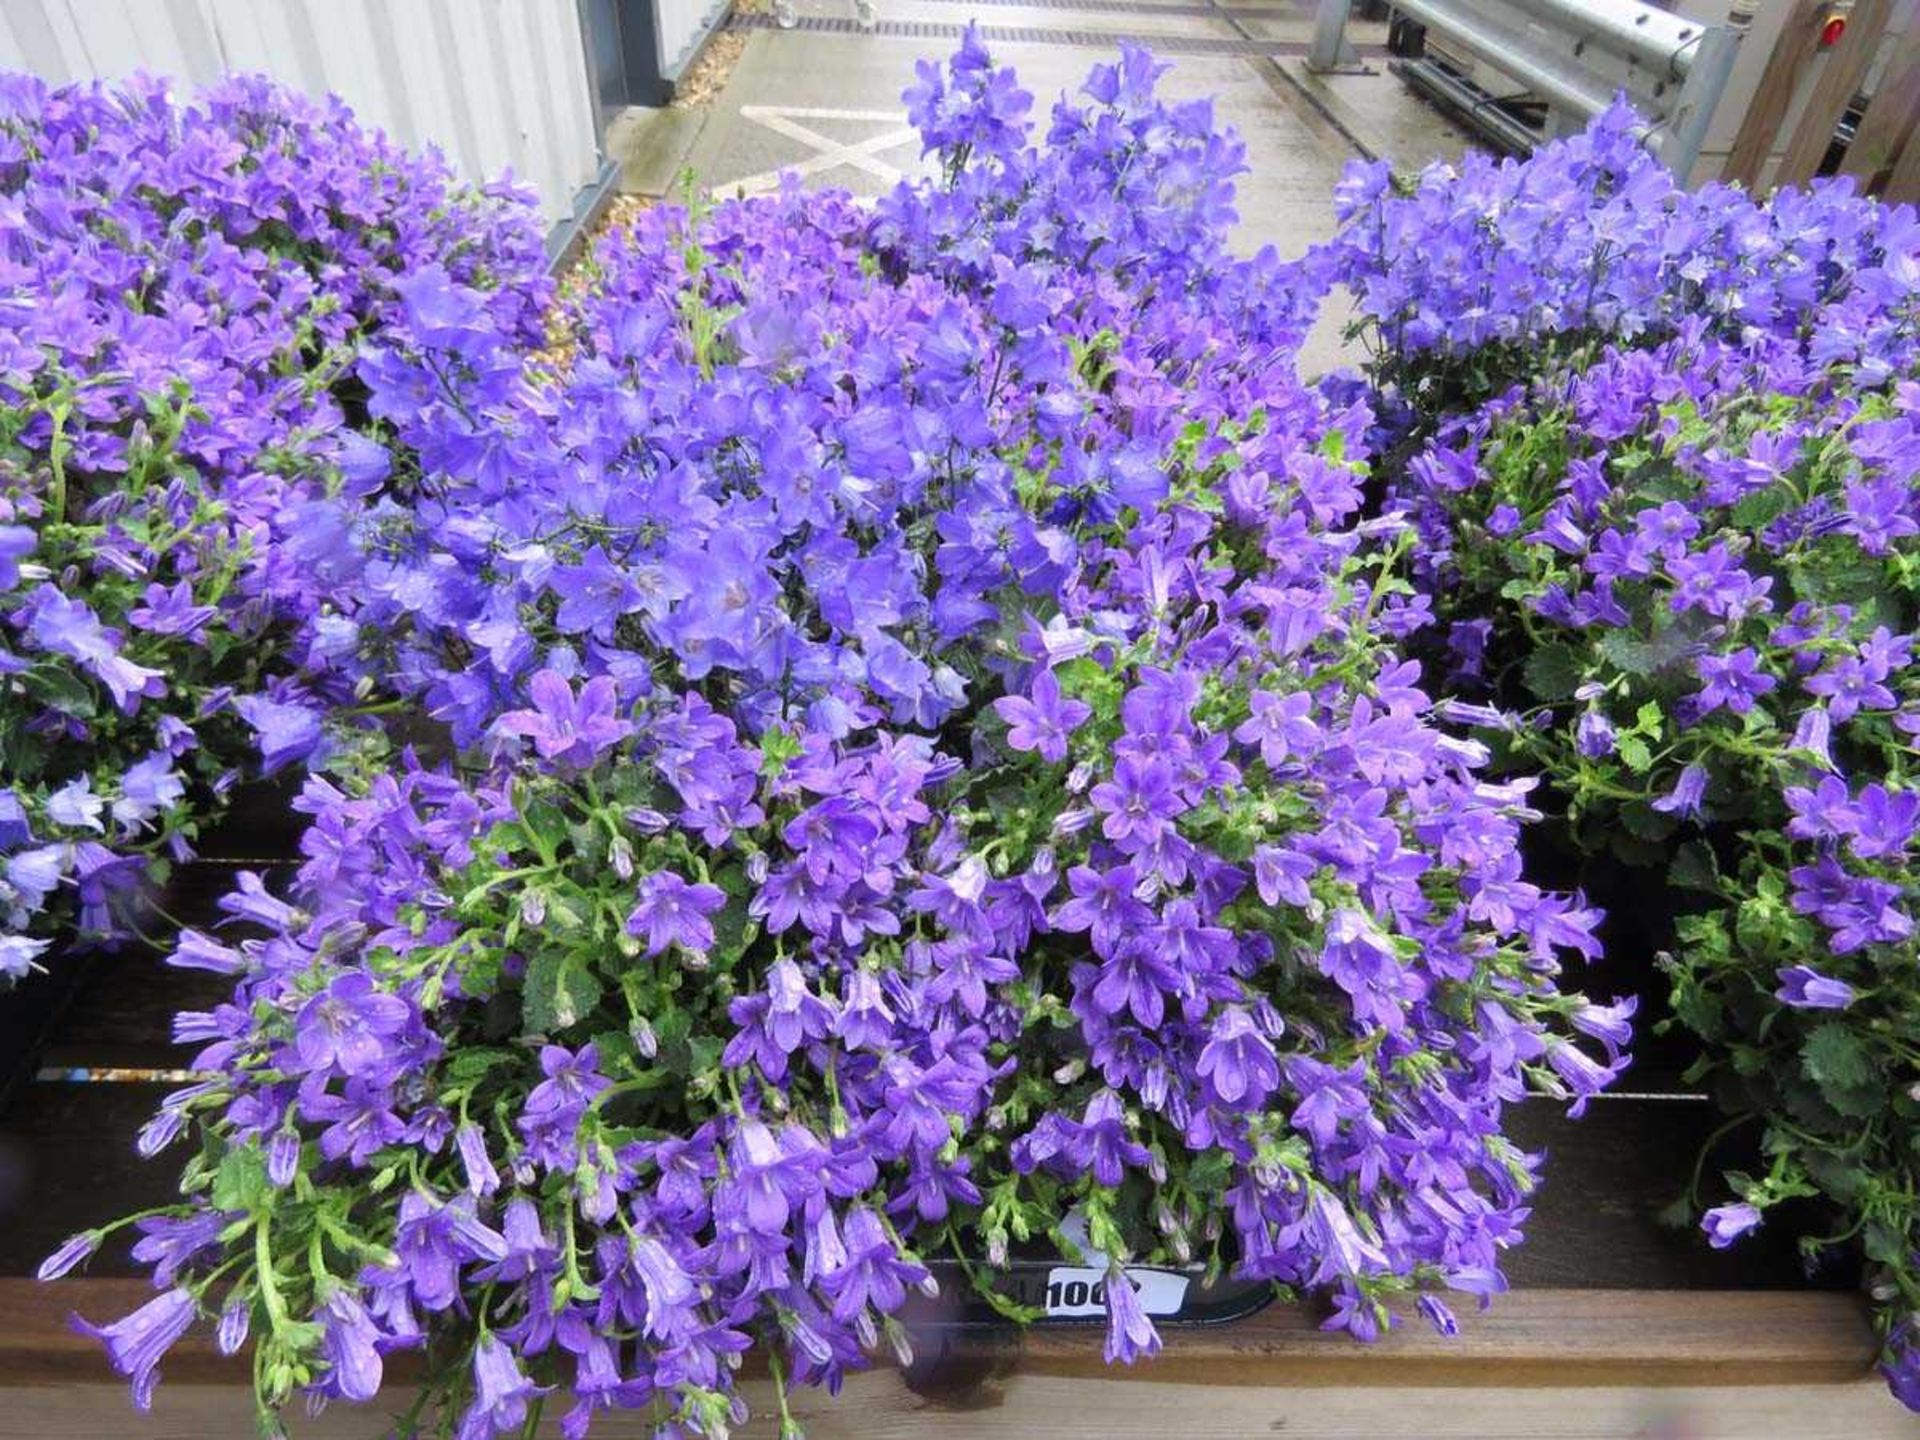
{"left": 1316, "top": 109, "right": 1920, "bottom": 1407}
{"left": 0, "top": 73, "right": 547, "bottom": 974}
{"left": 45, "top": 39, "right": 1629, "bottom": 1438}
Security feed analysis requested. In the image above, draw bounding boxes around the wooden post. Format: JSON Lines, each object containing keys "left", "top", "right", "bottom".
{"left": 1884, "top": 114, "right": 1920, "bottom": 201}
{"left": 1723, "top": 0, "right": 1828, "bottom": 189}
{"left": 1775, "top": 0, "right": 1895, "bottom": 188}
{"left": 1840, "top": 28, "right": 1920, "bottom": 190}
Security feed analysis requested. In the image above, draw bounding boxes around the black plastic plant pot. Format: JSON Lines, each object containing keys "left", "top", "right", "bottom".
{"left": 898, "top": 1258, "right": 1275, "bottom": 1399}
{"left": 914, "top": 1257, "right": 1276, "bottom": 1331}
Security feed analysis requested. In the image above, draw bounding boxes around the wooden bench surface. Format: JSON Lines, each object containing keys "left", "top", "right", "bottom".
{"left": 0, "top": 793, "right": 1905, "bottom": 1436}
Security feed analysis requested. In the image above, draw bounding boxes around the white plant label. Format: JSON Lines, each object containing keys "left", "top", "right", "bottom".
{"left": 1041, "top": 1265, "right": 1192, "bottom": 1318}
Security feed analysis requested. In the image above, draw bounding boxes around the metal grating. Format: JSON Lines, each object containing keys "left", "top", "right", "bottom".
{"left": 781, "top": 0, "right": 1320, "bottom": 15}
{"left": 730, "top": 10, "right": 1388, "bottom": 57}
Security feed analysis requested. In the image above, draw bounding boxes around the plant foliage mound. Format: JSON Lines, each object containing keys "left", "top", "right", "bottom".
{"left": 0, "top": 72, "right": 547, "bottom": 973}
{"left": 1315, "top": 104, "right": 1920, "bottom": 1405}
{"left": 46, "top": 42, "right": 1625, "bottom": 1439}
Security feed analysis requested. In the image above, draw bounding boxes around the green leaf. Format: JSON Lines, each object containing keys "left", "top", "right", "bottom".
{"left": 1616, "top": 735, "right": 1654, "bottom": 773}
{"left": 1729, "top": 486, "right": 1793, "bottom": 532}
{"left": 442, "top": 1047, "right": 516, "bottom": 1087}
{"left": 524, "top": 949, "right": 603, "bottom": 1035}
{"left": 759, "top": 726, "right": 804, "bottom": 779}
{"left": 1801, "top": 1022, "right": 1880, "bottom": 1118}
{"left": 1668, "top": 841, "right": 1723, "bottom": 895}
{"left": 211, "top": 1145, "right": 270, "bottom": 1212}
{"left": 521, "top": 799, "right": 569, "bottom": 861}
{"left": 23, "top": 664, "right": 98, "bottom": 719}
{"left": 1598, "top": 621, "right": 1701, "bottom": 680}
{"left": 1521, "top": 642, "right": 1585, "bottom": 701}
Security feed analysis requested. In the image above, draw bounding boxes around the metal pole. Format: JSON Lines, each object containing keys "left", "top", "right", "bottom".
{"left": 1659, "top": 21, "right": 1742, "bottom": 180}
{"left": 1306, "top": 0, "right": 1356, "bottom": 73}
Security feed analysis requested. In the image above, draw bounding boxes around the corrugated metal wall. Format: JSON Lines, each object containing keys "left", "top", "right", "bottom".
{"left": 0, "top": 0, "right": 604, "bottom": 227}
{"left": 655, "top": 0, "right": 727, "bottom": 80}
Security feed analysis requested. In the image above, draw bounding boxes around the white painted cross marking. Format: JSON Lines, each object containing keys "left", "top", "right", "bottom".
{"left": 727, "top": 105, "right": 921, "bottom": 195}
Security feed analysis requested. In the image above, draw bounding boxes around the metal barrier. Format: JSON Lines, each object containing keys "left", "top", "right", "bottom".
{"left": 1308, "top": 0, "right": 1743, "bottom": 176}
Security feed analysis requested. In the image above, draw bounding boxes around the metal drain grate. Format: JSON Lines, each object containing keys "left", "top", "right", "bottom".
{"left": 761, "top": 0, "right": 1319, "bottom": 16}
{"left": 729, "top": 10, "right": 1387, "bottom": 58}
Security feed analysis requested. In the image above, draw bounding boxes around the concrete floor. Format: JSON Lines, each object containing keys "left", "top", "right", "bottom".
{"left": 634, "top": 0, "right": 1480, "bottom": 372}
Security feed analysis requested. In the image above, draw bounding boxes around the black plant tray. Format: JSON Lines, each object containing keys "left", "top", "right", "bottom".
{"left": 915, "top": 1257, "right": 1277, "bottom": 1331}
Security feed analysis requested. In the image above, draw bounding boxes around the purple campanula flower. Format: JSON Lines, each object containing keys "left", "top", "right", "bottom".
{"left": 1650, "top": 763, "right": 1710, "bottom": 820}
{"left": 25, "top": 588, "right": 165, "bottom": 713}
{"left": 457, "top": 1334, "right": 543, "bottom": 1440}
{"left": 823, "top": 1205, "right": 930, "bottom": 1323}
{"left": 392, "top": 262, "right": 492, "bottom": 347}
{"left": 126, "top": 581, "right": 217, "bottom": 640}
{"left": 1013, "top": 1090, "right": 1152, "bottom": 1188}
{"left": 522, "top": 1044, "right": 608, "bottom": 1132}
{"left": 1774, "top": 965, "right": 1855, "bottom": 1010}
{"left": 0, "top": 788, "right": 31, "bottom": 848}
{"left": 992, "top": 668, "right": 1091, "bottom": 763}
{"left": 234, "top": 696, "right": 327, "bottom": 775}
{"left": 1789, "top": 706, "right": 1834, "bottom": 768}
{"left": 722, "top": 1118, "right": 825, "bottom": 1234}
{"left": 1544, "top": 1038, "right": 1621, "bottom": 1118}
{"left": 46, "top": 778, "right": 104, "bottom": 832}
{"left": 550, "top": 545, "right": 647, "bottom": 639}
{"left": 38, "top": 1230, "right": 99, "bottom": 1281}
{"left": 112, "top": 754, "right": 185, "bottom": 829}
{"left": 7, "top": 844, "right": 67, "bottom": 912}
{"left": 0, "top": 935, "right": 51, "bottom": 979}
{"left": 1701, "top": 1202, "right": 1762, "bottom": 1249}
{"left": 1574, "top": 709, "right": 1616, "bottom": 758}
{"left": 293, "top": 971, "right": 412, "bottom": 1077}
{"left": 1849, "top": 783, "right": 1920, "bottom": 860}
{"left": 1570, "top": 995, "right": 1637, "bottom": 1055}
{"left": 624, "top": 870, "right": 727, "bottom": 957}
{"left": 130, "top": 1211, "right": 230, "bottom": 1289}
{"left": 216, "top": 1296, "right": 251, "bottom": 1357}
{"left": 830, "top": 968, "right": 896, "bottom": 1056}
{"left": 724, "top": 957, "right": 836, "bottom": 1079}
{"left": 1234, "top": 688, "right": 1320, "bottom": 767}
{"left": 1103, "top": 1267, "right": 1161, "bottom": 1365}
{"left": 455, "top": 1123, "right": 501, "bottom": 1197}
{"left": 626, "top": 1233, "right": 699, "bottom": 1343}
{"left": 1882, "top": 1324, "right": 1920, "bottom": 1412}
{"left": 1786, "top": 775, "right": 1858, "bottom": 841}
{"left": 1805, "top": 653, "right": 1897, "bottom": 724}
{"left": 492, "top": 670, "right": 633, "bottom": 767}
{"left": 0, "top": 525, "right": 35, "bottom": 590}
{"left": 317, "top": 1287, "right": 384, "bottom": 1402}
{"left": 1417, "top": 1294, "right": 1460, "bottom": 1336}
{"left": 1053, "top": 862, "right": 1154, "bottom": 958}
{"left": 72, "top": 1287, "right": 197, "bottom": 1411}
{"left": 1089, "top": 754, "right": 1182, "bottom": 847}
{"left": 1196, "top": 1006, "right": 1280, "bottom": 1108}
{"left": 1692, "top": 648, "right": 1776, "bottom": 716}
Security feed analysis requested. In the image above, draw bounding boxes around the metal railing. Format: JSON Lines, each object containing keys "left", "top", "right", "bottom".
{"left": 1308, "top": 0, "right": 1743, "bottom": 176}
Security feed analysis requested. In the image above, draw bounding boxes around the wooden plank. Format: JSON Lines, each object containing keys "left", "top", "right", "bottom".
{"left": 0, "top": 1278, "right": 1879, "bottom": 1390}
{"left": 0, "top": 1280, "right": 1887, "bottom": 1440}
{"left": 1841, "top": 29, "right": 1920, "bottom": 189}
{"left": 1886, "top": 103, "right": 1920, "bottom": 202}
{"left": 0, "top": 1374, "right": 1911, "bottom": 1440}
{"left": 1722, "top": 0, "right": 1828, "bottom": 189}
{"left": 1777, "top": 0, "right": 1896, "bottom": 188}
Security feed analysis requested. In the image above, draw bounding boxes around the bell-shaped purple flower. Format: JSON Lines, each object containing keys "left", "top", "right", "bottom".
{"left": 72, "top": 1286, "right": 197, "bottom": 1411}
